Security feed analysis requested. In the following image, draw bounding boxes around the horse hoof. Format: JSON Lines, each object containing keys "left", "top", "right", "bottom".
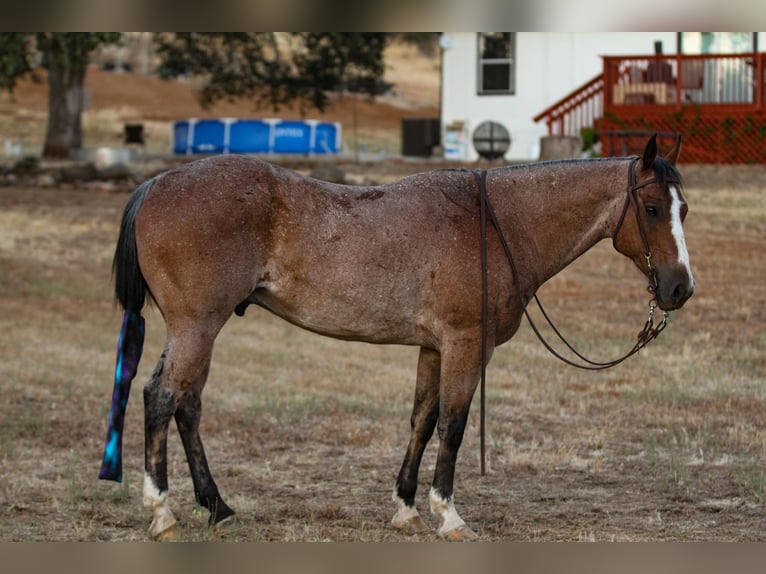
{"left": 208, "top": 498, "right": 236, "bottom": 526}
{"left": 212, "top": 513, "right": 238, "bottom": 534}
{"left": 214, "top": 513, "right": 236, "bottom": 527}
{"left": 439, "top": 524, "right": 478, "bottom": 542}
{"left": 149, "top": 521, "right": 178, "bottom": 541}
{"left": 208, "top": 514, "right": 240, "bottom": 539}
{"left": 392, "top": 514, "right": 428, "bottom": 533}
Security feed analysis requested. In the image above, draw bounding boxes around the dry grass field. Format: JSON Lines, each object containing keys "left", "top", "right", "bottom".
{"left": 0, "top": 160, "right": 764, "bottom": 542}
{"left": 1, "top": 41, "right": 765, "bottom": 542}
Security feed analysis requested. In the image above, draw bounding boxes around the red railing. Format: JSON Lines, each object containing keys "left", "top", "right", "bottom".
{"left": 602, "top": 53, "right": 765, "bottom": 111}
{"left": 535, "top": 53, "right": 766, "bottom": 163}
{"left": 533, "top": 74, "right": 603, "bottom": 137}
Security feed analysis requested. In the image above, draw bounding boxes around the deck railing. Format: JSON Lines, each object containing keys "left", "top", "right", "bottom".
{"left": 532, "top": 74, "right": 603, "bottom": 138}
{"left": 534, "top": 52, "right": 766, "bottom": 163}
{"left": 603, "top": 53, "right": 765, "bottom": 111}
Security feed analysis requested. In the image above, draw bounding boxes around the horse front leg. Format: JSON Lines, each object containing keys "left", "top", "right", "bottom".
{"left": 392, "top": 346, "right": 441, "bottom": 533}
{"left": 429, "top": 334, "right": 483, "bottom": 541}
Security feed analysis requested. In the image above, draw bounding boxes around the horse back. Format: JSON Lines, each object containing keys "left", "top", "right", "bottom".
{"left": 133, "top": 156, "right": 484, "bottom": 345}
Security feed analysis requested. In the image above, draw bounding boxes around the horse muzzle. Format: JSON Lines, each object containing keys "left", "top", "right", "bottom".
{"left": 654, "top": 267, "right": 695, "bottom": 311}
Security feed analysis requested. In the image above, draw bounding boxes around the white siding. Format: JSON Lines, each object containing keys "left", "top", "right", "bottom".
{"left": 441, "top": 32, "right": 678, "bottom": 161}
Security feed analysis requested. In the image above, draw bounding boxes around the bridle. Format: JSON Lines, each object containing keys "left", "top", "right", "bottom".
{"left": 474, "top": 158, "right": 679, "bottom": 474}
{"left": 613, "top": 156, "right": 666, "bottom": 297}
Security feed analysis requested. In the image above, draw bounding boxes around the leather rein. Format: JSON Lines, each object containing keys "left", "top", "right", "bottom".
{"left": 474, "top": 158, "right": 675, "bottom": 475}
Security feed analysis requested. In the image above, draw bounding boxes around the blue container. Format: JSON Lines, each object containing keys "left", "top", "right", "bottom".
{"left": 313, "top": 122, "right": 340, "bottom": 154}
{"left": 272, "top": 120, "right": 312, "bottom": 154}
{"left": 229, "top": 120, "right": 270, "bottom": 154}
{"left": 191, "top": 119, "right": 226, "bottom": 154}
{"left": 172, "top": 118, "right": 341, "bottom": 155}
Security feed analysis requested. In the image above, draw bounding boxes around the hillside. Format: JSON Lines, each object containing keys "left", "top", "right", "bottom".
{"left": 0, "top": 41, "right": 440, "bottom": 158}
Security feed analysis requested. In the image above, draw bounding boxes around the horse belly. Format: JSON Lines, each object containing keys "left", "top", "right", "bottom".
{"left": 250, "top": 238, "right": 438, "bottom": 346}
{"left": 251, "top": 277, "right": 426, "bottom": 345}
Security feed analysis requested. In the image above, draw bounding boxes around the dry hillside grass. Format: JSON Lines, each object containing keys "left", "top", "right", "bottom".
{"left": 0, "top": 41, "right": 440, "bottom": 158}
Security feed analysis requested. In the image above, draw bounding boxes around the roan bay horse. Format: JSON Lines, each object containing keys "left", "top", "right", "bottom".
{"left": 99, "top": 134, "right": 694, "bottom": 541}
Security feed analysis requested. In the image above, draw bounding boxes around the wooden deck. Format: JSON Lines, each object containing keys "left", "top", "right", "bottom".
{"left": 534, "top": 53, "right": 766, "bottom": 163}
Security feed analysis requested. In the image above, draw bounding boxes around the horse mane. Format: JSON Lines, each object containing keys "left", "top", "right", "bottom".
{"left": 488, "top": 155, "right": 683, "bottom": 187}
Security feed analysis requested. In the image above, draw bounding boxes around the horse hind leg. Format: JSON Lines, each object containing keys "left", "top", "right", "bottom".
{"left": 143, "top": 348, "right": 179, "bottom": 540}
{"left": 143, "top": 325, "right": 232, "bottom": 540}
{"left": 174, "top": 383, "right": 235, "bottom": 528}
{"left": 392, "top": 347, "right": 441, "bottom": 533}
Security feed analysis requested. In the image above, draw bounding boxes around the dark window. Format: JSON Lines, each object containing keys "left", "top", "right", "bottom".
{"left": 478, "top": 32, "right": 515, "bottom": 95}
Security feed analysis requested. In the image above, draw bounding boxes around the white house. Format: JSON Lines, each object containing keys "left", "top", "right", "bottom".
{"left": 439, "top": 32, "right": 764, "bottom": 161}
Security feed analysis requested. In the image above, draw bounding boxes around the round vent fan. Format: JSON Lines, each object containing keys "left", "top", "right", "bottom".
{"left": 472, "top": 121, "right": 511, "bottom": 160}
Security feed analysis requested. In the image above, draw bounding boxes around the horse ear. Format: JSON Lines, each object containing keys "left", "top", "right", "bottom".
{"left": 642, "top": 134, "right": 658, "bottom": 171}
{"left": 664, "top": 134, "right": 683, "bottom": 165}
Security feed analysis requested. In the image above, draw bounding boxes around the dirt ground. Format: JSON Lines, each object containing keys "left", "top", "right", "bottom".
{"left": 1, "top": 41, "right": 765, "bottom": 542}
{"left": 0, "top": 159, "right": 764, "bottom": 542}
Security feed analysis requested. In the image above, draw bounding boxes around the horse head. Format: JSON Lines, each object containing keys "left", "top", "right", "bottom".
{"left": 612, "top": 134, "right": 695, "bottom": 311}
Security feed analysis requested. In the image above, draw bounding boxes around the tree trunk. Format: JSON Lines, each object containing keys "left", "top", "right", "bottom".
{"left": 41, "top": 36, "right": 89, "bottom": 159}
{"left": 43, "top": 64, "right": 72, "bottom": 158}
{"left": 68, "top": 66, "right": 87, "bottom": 150}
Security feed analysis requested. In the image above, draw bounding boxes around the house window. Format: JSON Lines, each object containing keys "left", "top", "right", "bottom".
{"left": 678, "top": 32, "right": 755, "bottom": 54}
{"left": 478, "top": 32, "right": 515, "bottom": 95}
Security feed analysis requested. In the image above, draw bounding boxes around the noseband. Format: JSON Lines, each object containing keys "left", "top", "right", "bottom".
{"left": 474, "top": 159, "right": 677, "bottom": 474}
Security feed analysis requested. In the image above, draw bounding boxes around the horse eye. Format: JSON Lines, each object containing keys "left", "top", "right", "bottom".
{"left": 645, "top": 204, "right": 659, "bottom": 217}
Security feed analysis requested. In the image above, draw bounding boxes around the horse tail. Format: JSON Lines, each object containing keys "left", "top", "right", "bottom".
{"left": 99, "top": 177, "right": 156, "bottom": 482}
{"left": 113, "top": 177, "right": 156, "bottom": 313}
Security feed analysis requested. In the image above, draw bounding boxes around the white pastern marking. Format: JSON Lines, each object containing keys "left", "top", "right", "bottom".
{"left": 391, "top": 489, "right": 421, "bottom": 526}
{"left": 143, "top": 472, "right": 167, "bottom": 508}
{"left": 429, "top": 488, "right": 465, "bottom": 534}
{"left": 143, "top": 472, "right": 177, "bottom": 537}
{"left": 669, "top": 186, "right": 695, "bottom": 285}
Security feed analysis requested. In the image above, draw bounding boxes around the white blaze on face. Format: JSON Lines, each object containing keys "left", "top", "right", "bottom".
{"left": 669, "top": 186, "right": 695, "bottom": 287}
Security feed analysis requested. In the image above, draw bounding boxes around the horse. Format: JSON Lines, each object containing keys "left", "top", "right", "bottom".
{"left": 99, "top": 134, "right": 694, "bottom": 541}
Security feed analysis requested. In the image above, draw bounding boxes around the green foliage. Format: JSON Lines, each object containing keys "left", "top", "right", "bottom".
{"left": 0, "top": 33, "right": 35, "bottom": 92}
{"left": 34, "top": 33, "right": 121, "bottom": 75}
{"left": 155, "top": 32, "right": 387, "bottom": 113}
{"left": 580, "top": 127, "right": 599, "bottom": 153}
{"left": 0, "top": 33, "right": 121, "bottom": 92}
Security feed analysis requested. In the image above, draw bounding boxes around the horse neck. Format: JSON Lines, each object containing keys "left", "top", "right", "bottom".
{"left": 490, "top": 159, "right": 629, "bottom": 288}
